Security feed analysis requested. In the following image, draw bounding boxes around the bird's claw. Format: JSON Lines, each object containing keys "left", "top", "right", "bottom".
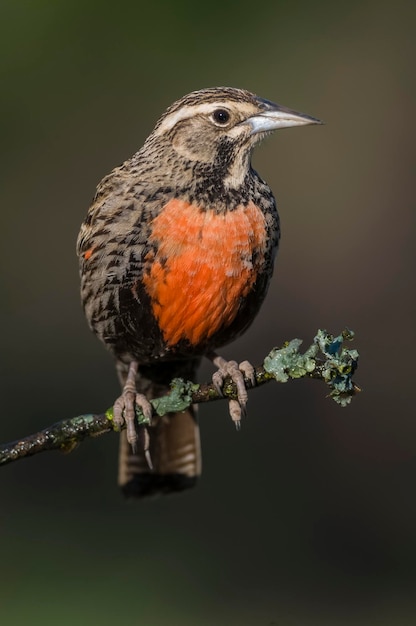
{"left": 211, "top": 355, "right": 256, "bottom": 428}
{"left": 113, "top": 391, "right": 152, "bottom": 450}
{"left": 113, "top": 360, "right": 152, "bottom": 452}
{"left": 238, "top": 360, "right": 256, "bottom": 387}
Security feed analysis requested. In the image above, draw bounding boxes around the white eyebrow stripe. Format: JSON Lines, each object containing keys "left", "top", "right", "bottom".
{"left": 154, "top": 101, "right": 232, "bottom": 135}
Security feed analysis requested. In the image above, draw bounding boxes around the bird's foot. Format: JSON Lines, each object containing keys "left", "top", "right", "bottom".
{"left": 209, "top": 354, "right": 256, "bottom": 429}
{"left": 113, "top": 361, "right": 153, "bottom": 462}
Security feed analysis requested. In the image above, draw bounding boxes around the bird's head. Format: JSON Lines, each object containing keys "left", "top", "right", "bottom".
{"left": 149, "top": 87, "right": 322, "bottom": 189}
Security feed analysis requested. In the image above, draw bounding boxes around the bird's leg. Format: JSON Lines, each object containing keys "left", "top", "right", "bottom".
{"left": 113, "top": 360, "right": 153, "bottom": 454}
{"left": 208, "top": 353, "right": 256, "bottom": 429}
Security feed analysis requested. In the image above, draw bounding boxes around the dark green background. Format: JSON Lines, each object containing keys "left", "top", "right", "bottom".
{"left": 1, "top": 0, "right": 415, "bottom": 624}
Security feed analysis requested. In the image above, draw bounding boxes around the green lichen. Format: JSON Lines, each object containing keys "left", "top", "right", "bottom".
{"left": 151, "top": 378, "right": 200, "bottom": 417}
{"left": 314, "top": 328, "right": 359, "bottom": 407}
{"left": 105, "top": 406, "right": 114, "bottom": 421}
{"left": 264, "top": 338, "right": 317, "bottom": 382}
{"left": 263, "top": 328, "right": 359, "bottom": 406}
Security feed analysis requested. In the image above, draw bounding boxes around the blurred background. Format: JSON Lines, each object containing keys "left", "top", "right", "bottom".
{"left": 1, "top": 0, "right": 415, "bottom": 624}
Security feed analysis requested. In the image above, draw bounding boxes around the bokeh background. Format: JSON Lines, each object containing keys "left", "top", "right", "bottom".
{"left": 1, "top": 0, "right": 415, "bottom": 624}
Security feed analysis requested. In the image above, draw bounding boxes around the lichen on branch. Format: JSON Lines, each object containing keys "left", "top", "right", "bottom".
{"left": 0, "top": 329, "right": 360, "bottom": 467}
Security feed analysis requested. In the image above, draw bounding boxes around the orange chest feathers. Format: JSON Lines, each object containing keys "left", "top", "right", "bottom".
{"left": 142, "top": 198, "right": 268, "bottom": 347}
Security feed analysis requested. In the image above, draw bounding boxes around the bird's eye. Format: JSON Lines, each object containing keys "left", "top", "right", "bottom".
{"left": 211, "top": 109, "right": 231, "bottom": 125}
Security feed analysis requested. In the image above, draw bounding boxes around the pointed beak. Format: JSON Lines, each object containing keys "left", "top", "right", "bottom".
{"left": 246, "top": 103, "right": 323, "bottom": 135}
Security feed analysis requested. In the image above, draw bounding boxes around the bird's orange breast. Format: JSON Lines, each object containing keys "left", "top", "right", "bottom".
{"left": 142, "top": 198, "right": 267, "bottom": 347}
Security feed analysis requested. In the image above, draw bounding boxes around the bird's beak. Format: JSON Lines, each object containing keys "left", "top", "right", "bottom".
{"left": 246, "top": 104, "right": 323, "bottom": 135}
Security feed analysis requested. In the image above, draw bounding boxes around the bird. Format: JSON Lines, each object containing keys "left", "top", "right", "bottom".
{"left": 77, "top": 87, "right": 321, "bottom": 497}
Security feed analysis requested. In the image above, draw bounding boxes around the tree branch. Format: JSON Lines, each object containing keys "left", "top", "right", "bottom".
{"left": 0, "top": 329, "right": 360, "bottom": 467}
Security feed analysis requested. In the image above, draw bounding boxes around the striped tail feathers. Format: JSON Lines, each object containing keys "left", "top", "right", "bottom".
{"left": 116, "top": 359, "right": 201, "bottom": 498}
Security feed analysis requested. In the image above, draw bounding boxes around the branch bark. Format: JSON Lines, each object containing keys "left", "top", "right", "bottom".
{"left": 0, "top": 329, "right": 360, "bottom": 467}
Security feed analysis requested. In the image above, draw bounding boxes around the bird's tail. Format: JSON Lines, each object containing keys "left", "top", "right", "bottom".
{"left": 116, "top": 359, "right": 201, "bottom": 498}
